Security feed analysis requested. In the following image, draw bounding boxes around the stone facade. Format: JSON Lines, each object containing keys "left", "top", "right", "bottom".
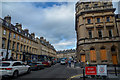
{"left": 75, "top": 1, "right": 120, "bottom": 65}
{"left": 57, "top": 49, "right": 76, "bottom": 59}
{"left": 39, "top": 37, "right": 56, "bottom": 58}
{"left": 0, "top": 15, "right": 56, "bottom": 61}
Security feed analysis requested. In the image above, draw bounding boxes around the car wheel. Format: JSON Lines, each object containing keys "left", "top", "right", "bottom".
{"left": 27, "top": 68, "right": 31, "bottom": 73}
{"left": 12, "top": 71, "right": 18, "bottom": 79}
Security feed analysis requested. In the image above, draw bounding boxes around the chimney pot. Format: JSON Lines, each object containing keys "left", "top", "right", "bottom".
{"left": 4, "top": 15, "right": 11, "bottom": 24}
{"left": 24, "top": 29, "right": 29, "bottom": 33}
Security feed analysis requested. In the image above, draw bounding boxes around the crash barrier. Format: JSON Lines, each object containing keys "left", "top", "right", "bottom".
{"left": 81, "top": 64, "right": 120, "bottom": 80}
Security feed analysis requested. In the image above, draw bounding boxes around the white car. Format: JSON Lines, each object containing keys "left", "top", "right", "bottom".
{"left": 60, "top": 59, "right": 66, "bottom": 65}
{"left": 0, "top": 61, "right": 31, "bottom": 78}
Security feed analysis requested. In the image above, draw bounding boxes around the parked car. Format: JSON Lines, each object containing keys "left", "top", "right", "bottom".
{"left": 60, "top": 59, "right": 66, "bottom": 65}
{"left": 57, "top": 60, "right": 60, "bottom": 63}
{"left": 0, "top": 61, "right": 31, "bottom": 78}
{"left": 28, "top": 62, "right": 44, "bottom": 70}
{"left": 36, "top": 62, "right": 44, "bottom": 69}
{"left": 42, "top": 60, "right": 51, "bottom": 67}
{"left": 51, "top": 59, "right": 57, "bottom": 65}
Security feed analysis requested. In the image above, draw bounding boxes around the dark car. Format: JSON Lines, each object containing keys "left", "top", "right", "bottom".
{"left": 36, "top": 62, "right": 44, "bottom": 69}
{"left": 51, "top": 59, "right": 57, "bottom": 65}
{"left": 57, "top": 58, "right": 61, "bottom": 63}
{"left": 28, "top": 63, "right": 38, "bottom": 70}
{"left": 29, "top": 62, "right": 44, "bottom": 70}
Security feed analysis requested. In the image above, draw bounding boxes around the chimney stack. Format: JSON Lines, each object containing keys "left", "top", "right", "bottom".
{"left": 24, "top": 29, "right": 29, "bottom": 33}
{"left": 46, "top": 41, "right": 49, "bottom": 44}
{"left": 40, "top": 37, "right": 44, "bottom": 40}
{"left": 15, "top": 23, "right": 22, "bottom": 30}
{"left": 31, "top": 33, "right": 35, "bottom": 37}
{"left": 4, "top": 15, "right": 11, "bottom": 24}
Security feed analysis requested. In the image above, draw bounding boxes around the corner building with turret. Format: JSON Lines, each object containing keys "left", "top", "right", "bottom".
{"left": 75, "top": 1, "right": 120, "bottom": 65}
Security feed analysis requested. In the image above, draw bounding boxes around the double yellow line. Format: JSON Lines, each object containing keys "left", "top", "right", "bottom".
{"left": 67, "top": 74, "right": 83, "bottom": 80}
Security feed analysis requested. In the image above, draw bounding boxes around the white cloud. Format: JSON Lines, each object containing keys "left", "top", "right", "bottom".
{"left": 2, "top": 2, "right": 76, "bottom": 50}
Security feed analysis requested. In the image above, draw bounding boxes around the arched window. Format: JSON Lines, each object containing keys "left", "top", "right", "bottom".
{"left": 100, "top": 46, "right": 107, "bottom": 61}
{"left": 90, "top": 47, "right": 96, "bottom": 62}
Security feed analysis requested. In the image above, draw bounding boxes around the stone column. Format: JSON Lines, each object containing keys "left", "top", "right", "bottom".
{"left": 113, "top": 17, "right": 119, "bottom": 37}
{"left": 93, "top": 17, "right": 97, "bottom": 38}
{"left": 95, "top": 44, "right": 101, "bottom": 64}
{"left": 103, "top": 16, "right": 108, "bottom": 37}
{"left": 85, "top": 50, "right": 90, "bottom": 63}
{"left": 82, "top": 18, "right": 87, "bottom": 38}
{"left": 106, "top": 47, "right": 113, "bottom": 64}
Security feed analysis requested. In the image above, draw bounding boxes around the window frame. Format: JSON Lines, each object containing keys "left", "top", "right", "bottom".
{"left": 18, "top": 36, "right": 20, "bottom": 40}
{"left": 13, "top": 34, "right": 16, "bottom": 39}
{"left": 98, "top": 29, "right": 102, "bottom": 38}
{"left": 3, "top": 29, "right": 6, "bottom": 35}
{"left": 97, "top": 18, "right": 100, "bottom": 23}
{"left": 108, "top": 29, "right": 113, "bottom": 38}
{"left": 106, "top": 17, "right": 110, "bottom": 22}
{"left": 88, "top": 30, "right": 92, "bottom": 38}
{"left": 17, "top": 43, "right": 19, "bottom": 51}
{"left": 87, "top": 19, "right": 91, "bottom": 24}
{"left": 94, "top": 4, "right": 98, "bottom": 7}
{"left": 2, "top": 39, "right": 6, "bottom": 49}
{"left": 85, "top": 5, "right": 89, "bottom": 8}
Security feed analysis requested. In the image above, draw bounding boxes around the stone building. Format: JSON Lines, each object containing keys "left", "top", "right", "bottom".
{"left": 57, "top": 49, "right": 76, "bottom": 59}
{"left": 0, "top": 15, "right": 56, "bottom": 61}
{"left": 75, "top": 1, "right": 120, "bottom": 65}
{"left": 39, "top": 37, "right": 56, "bottom": 58}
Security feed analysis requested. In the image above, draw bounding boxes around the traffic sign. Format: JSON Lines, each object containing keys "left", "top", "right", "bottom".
{"left": 97, "top": 65, "right": 107, "bottom": 76}
{"left": 85, "top": 66, "right": 97, "bottom": 75}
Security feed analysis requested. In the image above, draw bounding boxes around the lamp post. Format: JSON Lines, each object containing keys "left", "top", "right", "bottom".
{"left": 5, "top": 22, "right": 11, "bottom": 60}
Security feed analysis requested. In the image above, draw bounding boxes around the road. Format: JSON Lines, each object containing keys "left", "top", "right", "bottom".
{"left": 13, "top": 63, "right": 82, "bottom": 80}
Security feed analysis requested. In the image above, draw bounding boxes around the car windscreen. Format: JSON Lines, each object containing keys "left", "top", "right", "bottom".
{"left": 61, "top": 60, "right": 65, "bottom": 61}
{"left": 2, "top": 62, "right": 10, "bottom": 67}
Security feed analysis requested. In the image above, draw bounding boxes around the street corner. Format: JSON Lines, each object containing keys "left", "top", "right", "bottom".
{"left": 67, "top": 74, "right": 83, "bottom": 80}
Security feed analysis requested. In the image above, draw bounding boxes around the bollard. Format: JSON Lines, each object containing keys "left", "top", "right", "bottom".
{"left": 83, "top": 68, "right": 85, "bottom": 80}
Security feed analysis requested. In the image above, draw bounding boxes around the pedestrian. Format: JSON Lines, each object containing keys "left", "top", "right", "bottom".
{"left": 9, "top": 57, "right": 13, "bottom": 61}
{"left": 68, "top": 60, "right": 71, "bottom": 67}
{"left": 74, "top": 60, "right": 76, "bottom": 68}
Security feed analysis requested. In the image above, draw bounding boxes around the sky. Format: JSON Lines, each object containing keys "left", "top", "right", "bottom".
{"left": 1, "top": 1, "right": 119, "bottom": 51}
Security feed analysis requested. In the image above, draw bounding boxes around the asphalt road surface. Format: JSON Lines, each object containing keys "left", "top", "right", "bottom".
{"left": 11, "top": 63, "right": 82, "bottom": 80}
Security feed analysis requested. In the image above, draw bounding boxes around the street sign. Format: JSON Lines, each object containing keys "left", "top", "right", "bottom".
{"left": 85, "top": 66, "right": 97, "bottom": 75}
{"left": 97, "top": 65, "right": 107, "bottom": 76}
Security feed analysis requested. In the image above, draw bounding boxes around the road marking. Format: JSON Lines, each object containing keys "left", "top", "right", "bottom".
{"left": 67, "top": 74, "right": 83, "bottom": 80}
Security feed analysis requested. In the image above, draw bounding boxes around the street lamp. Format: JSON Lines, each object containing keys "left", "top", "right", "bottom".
{"left": 5, "top": 21, "right": 11, "bottom": 60}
